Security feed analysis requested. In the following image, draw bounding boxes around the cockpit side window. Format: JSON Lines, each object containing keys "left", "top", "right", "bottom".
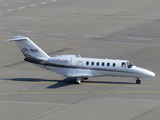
{"left": 122, "top": 62, "right": 127, "bottom": 68}
{"left": 122, "top": 62, "right": 134, "bottom": 68}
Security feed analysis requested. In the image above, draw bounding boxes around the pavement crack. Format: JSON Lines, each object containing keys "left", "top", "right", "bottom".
{"left": 131, "top": 104, "right": 160, "bottom": 120}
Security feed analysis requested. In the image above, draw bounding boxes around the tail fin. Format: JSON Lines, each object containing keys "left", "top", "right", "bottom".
{"left": 7, "top": 36, "right": 50, "bottom": 59}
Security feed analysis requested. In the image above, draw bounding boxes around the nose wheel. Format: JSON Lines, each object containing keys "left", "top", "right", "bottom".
{"left": 136, "top": 78, "right": 141, "bottom": 84}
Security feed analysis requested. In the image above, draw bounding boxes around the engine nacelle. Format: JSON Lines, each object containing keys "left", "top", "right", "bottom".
{"left": 48, "top": 55, "right": 76, "bottom": 65}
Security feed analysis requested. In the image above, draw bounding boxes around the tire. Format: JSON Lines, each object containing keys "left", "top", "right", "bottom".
{"left": 136, "top": 79, "right": 141, "bottom": 84}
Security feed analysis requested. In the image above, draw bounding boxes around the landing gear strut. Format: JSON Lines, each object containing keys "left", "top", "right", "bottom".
{"left": 83, "top": 77, "right": 88, "bottom": 80}
{"left": 74, "top": 77, "right": 89, "bottom": 84}
{"left": 136, "top": 78, "right": 141, "bottom": 84}
{"left": 75, "top": 77, "right": 83, "bottom": 84}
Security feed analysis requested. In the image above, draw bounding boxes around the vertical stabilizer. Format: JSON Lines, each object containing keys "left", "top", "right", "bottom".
{"left": 7, "top": 36, "right": 50, "bottom": 59}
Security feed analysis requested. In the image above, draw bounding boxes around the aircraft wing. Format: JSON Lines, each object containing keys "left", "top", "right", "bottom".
{"left": 67, "top": 74, "right": 93, "bottom": 78}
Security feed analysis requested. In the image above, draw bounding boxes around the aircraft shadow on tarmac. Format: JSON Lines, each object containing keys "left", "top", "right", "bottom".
{"left": 1, "top": 78, "right": 74, "bottom": 89}
{"left": 1, "top": 78, "right": 135, "bottom": 89}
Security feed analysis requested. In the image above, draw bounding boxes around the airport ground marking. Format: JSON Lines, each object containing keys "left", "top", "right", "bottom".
{"left": 20, "top": 1, "right": 25, "bottom": 3}
{"left": 83, "top": 83, "right": 155, "bottom": 88}
{"left": 7, "top": 9, "right": 14, "bottom": 12}
{"left": 52, "top": 0, "right": 57, "bottom": 2}
{"left": 0, "top": 91, "right": 160, "bottom": 95}
{"left": 1, "top": 0, "right": 55, "bottom": 13}
{"left": 1, "top": 35, "right": 160, "bottom": 47}
{"left": 0, "top": 92, "right": 88, "bottom": 95}
{"left": 41, "top": 2, "right": 47, "bottom": 4}
{"left": 10, "top": 81, "right": 68, "bottom": 84}
{"left": 31, "top": 37, "right": 160, "bottom": 47}
{"left": 46, "top": 33, "right": 66, "bottom": 35}
{"left": 86, "top": 35, "right": 105, "bottom": 38}
{"left": 18, "top": 29, "right": 32, "bottom": 33}
{"left": 19, "top": 7, "right": 25, "bottom": 9}
{"left": 30, "top": 4, "right": 36, "bottom": 7}
{"left": 3, "top": 4, "right": 9, "bottom": 6}
{"left": 8, "top": 80, "right": 156, "bottom": 88}
{"left": 94, "top": 91, "right": 160, "bottom": 94}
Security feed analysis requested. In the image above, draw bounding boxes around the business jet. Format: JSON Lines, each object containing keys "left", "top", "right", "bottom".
{"left": 7, "top": 36, "right": 155, "bottom": 84}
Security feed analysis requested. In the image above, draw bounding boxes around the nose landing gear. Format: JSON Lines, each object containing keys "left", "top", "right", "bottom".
{"left": 136, "top": 78, "right": 141, "bottom": 84}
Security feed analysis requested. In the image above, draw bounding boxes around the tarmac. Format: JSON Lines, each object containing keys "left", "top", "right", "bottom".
{"left": 0, "top": 0, "right": 160, "bottom": 120}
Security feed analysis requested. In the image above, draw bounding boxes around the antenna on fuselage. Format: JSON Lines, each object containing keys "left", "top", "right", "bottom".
{"left": 77, "top": 54, "right": 81, "bottom": 58}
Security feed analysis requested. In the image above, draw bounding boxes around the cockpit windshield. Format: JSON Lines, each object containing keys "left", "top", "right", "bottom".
{"left": 122, "top": 62, "right": 134, "bottom": 68}
{"left": 127, "top": 62, "right": 134, "bottom": 68}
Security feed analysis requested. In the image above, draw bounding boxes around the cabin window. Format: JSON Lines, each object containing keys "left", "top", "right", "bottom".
{"left": 86, "top": 61, "right": 89, "bottom": 65}
{"left": 91, "top": 62, "right": 94, "bottom": 66}
{"left": 102, "top": 62, "right": 105, "bottom": 66}
{"left": 113, "top": 63, "right": 116, "bottom": 67}
{"left": 107, "top": 63, "right": 110, "bottom": 66}
{"left": 97, "top": 62, "right": 99, "bottom": 66}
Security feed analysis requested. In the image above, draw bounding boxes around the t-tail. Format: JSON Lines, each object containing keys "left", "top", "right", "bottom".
{"left": 7, "top": 36, "right": 50, "bottom": 62}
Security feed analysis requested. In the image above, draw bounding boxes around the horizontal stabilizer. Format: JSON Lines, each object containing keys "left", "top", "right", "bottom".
{"left": 7, "top": 36, "right": 28, "bottom": 42}
{"left": 7, "top": 36, "right": 50, "bottom": 59}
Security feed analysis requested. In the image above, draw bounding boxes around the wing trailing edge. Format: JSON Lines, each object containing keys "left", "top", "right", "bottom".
{"left": 67, "top": 74, "right": 93, "bottom": 78}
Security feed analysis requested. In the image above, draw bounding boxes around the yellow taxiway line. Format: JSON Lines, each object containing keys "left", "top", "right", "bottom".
{"left": 0, "top": 92, "right": 88, "bottom": 94}
{"left": 0, "top": 91, "right": 159, "bottom": 95}
{"left": 83, "top": 83, "right": 155, "bottom": 88}
{"left": 9, "top": 80, "right": 155, "bottom": 88}
{"left": 94, "top": 91, "right": 160, "bottom": 93}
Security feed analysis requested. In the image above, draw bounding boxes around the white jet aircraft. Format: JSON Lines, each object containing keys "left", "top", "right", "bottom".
{"left": 7, "top": 36, "right": 155, "bottom": 84}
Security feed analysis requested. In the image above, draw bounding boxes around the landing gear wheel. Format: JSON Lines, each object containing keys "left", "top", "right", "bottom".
{"left": 75, "top": 77, "right": 82, "bottom": 84}
{"left": 83, "top": 77, "right": 88, "bottom": 80}
{"left": 136, "top": 79, "right": 141, "bottom": 84}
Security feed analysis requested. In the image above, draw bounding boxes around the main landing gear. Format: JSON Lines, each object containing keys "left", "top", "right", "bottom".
{"left": 75, "top": 77, "right": 88, "bottom": 84}
{"left": 136, "top": 78, "right": 141, "bottom": 84}
{"left": 75, "top": 77, "right": 82, "bottom": 84}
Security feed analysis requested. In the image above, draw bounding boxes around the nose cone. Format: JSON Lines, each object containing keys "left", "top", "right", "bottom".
{"left": 137, "top": 67, "right": 155, "bottom": 77}
{"left": 146, "top": 70, "right": 155, "bottom": 77}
